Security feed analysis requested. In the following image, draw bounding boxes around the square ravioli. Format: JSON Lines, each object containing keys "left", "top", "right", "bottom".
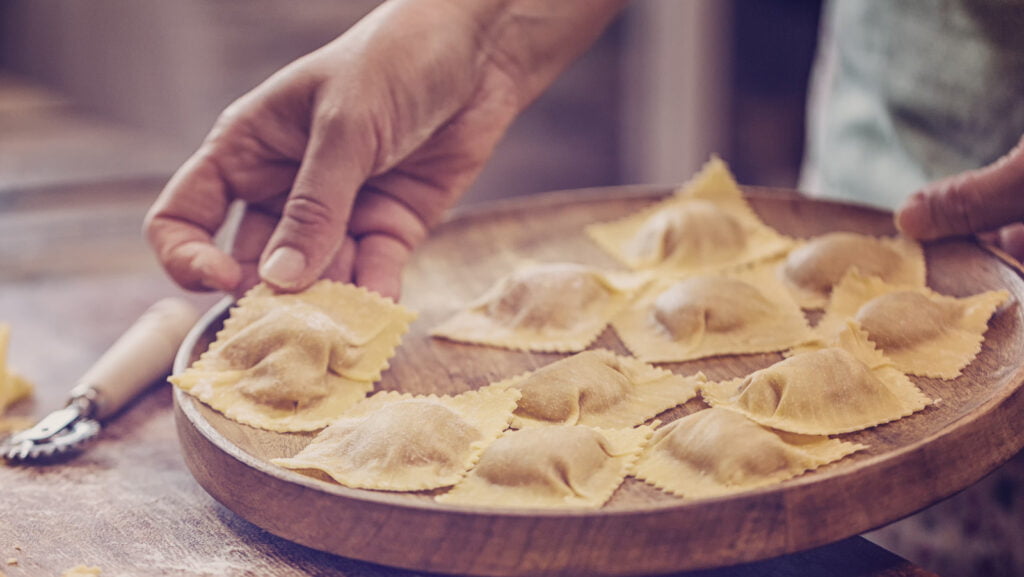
{"left": 430, "top": 262, "right": 647, "bottom": 352}
{"left": 777, "top": 231, "right": 926, "bottom": 309}
{"left": 634, "top": 408, "right": 865, "bottom": 499}
{"left": 272, "top": 387, "right": 520, "bottom": 491}
{"left": 817, "top": 271, "right": 1010, "bottom": 379}
{"left": 435, "top": 425, "right": 651, "bottom": 509}
{"left": 702, "top": 321, "right": 934, "bottom": 435}
{"left": 585, "top": 156, "right": 794, "bottom": 274}
{"left": 491, "top": 349, "right": 703, "bottom": 429}
{"left": 612, "top": 264, "right": 815, "bottom": 362}
{"left": 172, "top": 281, "right": 417, "bottom": 432}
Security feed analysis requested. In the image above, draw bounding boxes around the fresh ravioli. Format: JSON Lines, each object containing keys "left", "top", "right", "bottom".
{"left": 778, "top": 231, "right": 926, "bottom": 309}
{"left": 436, "top": 425, "right": 650, "bottom": 509}
{"left": 585, "top": 156, "right": 793, "bottom": 274}
{"left": 272, "top": 388, "right": 519, "bottom": 491}
{"left": 492, "top": 349, "right": 702, "bottom": 429}
{"left": 702, "top": 322, "right": 933, "bottom": 435}
{"left": 817, "top": 271, "right": 1010, "bottom": 379}
{"left": 172, "top": 281, "right": 416, "bottom": 432}
{"left": 634, "top": 408, "right": 865, "bottom": 499}
{"left": 430, "top": 262, "right": 646, "bottom": 352}
{"left": 613, "top": 264, "right": 815, "bottom": 362}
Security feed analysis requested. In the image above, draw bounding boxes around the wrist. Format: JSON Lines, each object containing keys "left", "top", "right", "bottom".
{"left": 446, "top": 0, "right": 632, "bottom": 112}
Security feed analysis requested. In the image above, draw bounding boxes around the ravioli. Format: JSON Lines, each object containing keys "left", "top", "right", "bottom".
{"left": 272, "top": 388, "right": 519, "bottom": 491}
{"left": 492, "top": 349, "right": 702, "bottom": 429}
{"left": 0, "top": 324, "right": 33, "bottom": 412}
{"left": 172, "top": 281, "right": 417, "bottom": 432}
{"left": 702, "top": 322, "right": 933, "bottom": 434}
{"left": 436, "top": 425, "right": 650, "bottom": 509}
{"left": 585, "top": 156, "right": 793, "bottom": 274}
{"left": 778, "top": 231, "right": 926, "bottom": 309}
{"left": 817, "top": 271, "right": 1009, "bottom": 378}
{"left": 634, "top": 408, "right": 865, "bottom": 499}
{"left": 430, "top": 262, "right": 646, "bottom": 352}
{"left": 612, "top": 265, "right": 815, "bottom": 362}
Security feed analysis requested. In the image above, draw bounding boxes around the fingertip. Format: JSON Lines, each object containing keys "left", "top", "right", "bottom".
{"left": 192, "top": 247, "right": 243, "bottom": 292}
{"left": 162, "top": 242, "right": 241, "bottom": 293}
{"left": 353, "top": 234, "right": 409, "bottom": 301}
{"left": 259, "top": 245, "right": 313, "bottom": 292}
{"left": 897, "top": 191, "right": 929, "bottom": 236}
{"left": 894, "top": 190, "right": 932, "bottom": 239}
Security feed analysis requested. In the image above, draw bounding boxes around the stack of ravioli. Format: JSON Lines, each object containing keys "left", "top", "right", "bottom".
{"left": 174, "top": 157, "right": 1011, "bottom": 510}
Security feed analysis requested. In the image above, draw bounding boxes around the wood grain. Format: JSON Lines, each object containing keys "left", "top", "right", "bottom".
{"left": 174, "top": 186, "right": 1024, "bottom": 577}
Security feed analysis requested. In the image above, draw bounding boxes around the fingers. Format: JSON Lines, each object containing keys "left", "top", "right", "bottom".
{"left": 228, "top": 204, "right": 360, "bottom": 297}
{"left": 258, "top": 111, "right": 374, "bottom": 292}
{"left": 896, "top": 136, "right": 1024, "bottom": 240}
{"left": 144, "top": 155, "right": 242, "bottom": 292}
{"left": 353, "top": 233, "right": 412, "bottom": 301}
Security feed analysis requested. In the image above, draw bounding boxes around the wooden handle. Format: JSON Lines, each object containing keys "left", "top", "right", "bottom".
{"left": 72, "top": 298, "right": 201, "bottom": 421}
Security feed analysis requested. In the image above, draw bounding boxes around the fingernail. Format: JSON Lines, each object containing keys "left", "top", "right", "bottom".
{"left": 260, "top": 246, "right": 307, "bottom": 289}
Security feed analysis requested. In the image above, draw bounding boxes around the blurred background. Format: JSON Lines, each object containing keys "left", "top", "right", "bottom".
{"left": 0, "top": 0, "right": 821, "bottom": 278}
{"left": 0, "top": 0, "right": 822, "bottom": 199}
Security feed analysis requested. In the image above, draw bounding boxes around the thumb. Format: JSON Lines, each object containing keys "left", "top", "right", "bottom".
{"left": 896, "top": 136, "right": 1024, "bottom": 240}
{"left": 258, "top": 115, "right": 373, "bottom": 292}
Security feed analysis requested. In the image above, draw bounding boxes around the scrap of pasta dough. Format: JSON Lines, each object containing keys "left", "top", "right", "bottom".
{"left": 272, "top": 388, "right": 520, "bottom": 491}
{"left": 634, "top": 408, "right": 865, "bottom": 499}
{"left": 778, "top": 231, "right": 926, "bottom": 309}
{"left": 61, "top": 567, "right": 101, "bottom": 577}
{"left": 817, "top": 271, "right": 1010, "bottom": 379}
{"left": 702, "top": 321, "right": 933, "bottom": 435}
{"left": 0, "top": 324, "right": 33, "bottom": 412}
{"left": 491, "top": 349, "right": 703, "bottom": 429}
{"left": 585, "top": 156, "right": 793, "bottom": 274}
{"left": 612, "top": 264, "right": 815, "bottom": 362}
{"left": 436, "top": 424, "right": 650, "bottom": 509}
{"left": 172, "top": 281, "right": 417, "bottom": 432}
{"left": 430, "top": 262, "right": 647, "bottom": 352}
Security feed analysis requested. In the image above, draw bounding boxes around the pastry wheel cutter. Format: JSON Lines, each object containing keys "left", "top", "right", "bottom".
{"left": 1, "top": 298, "right": 200, "bottom": 461}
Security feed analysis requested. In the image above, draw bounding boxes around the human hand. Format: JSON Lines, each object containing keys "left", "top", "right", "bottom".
{"left": 145, "top": 0, "right": 626, "bottom": 300}
{"left": 896, "top": 136, "right": 1024, "bottom": 261}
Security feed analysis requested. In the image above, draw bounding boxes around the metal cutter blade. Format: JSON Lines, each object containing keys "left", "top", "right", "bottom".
{"left": 0, "top": 297, "right": 201, "bottom": 463}
{"left": 1, "top": 397, "right": 100, "bottom": 461}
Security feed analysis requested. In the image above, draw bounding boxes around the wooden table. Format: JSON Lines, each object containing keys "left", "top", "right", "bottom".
{"left": 0, "top": 180, "right": 940, "bottom": 577}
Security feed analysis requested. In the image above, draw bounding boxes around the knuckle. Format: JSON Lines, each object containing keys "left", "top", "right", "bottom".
{"left": 204, "top": 99, "right": 250, "bottom": 148}
{"left": 282, "top": 193, "right": 337, "bottom": 230}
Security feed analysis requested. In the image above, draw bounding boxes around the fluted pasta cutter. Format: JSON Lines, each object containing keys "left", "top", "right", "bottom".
{"left": 1, "top": 298, "right": 200, "bottom": 461}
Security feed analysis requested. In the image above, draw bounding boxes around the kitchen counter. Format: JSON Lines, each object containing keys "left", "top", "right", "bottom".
{"left": 0, "top": 180, "right": 940, "bottom": 577}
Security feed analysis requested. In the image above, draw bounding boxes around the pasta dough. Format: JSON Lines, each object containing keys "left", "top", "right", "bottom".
{"left": 634, "top": 408, "right": 865, "bottom": 499}
{"left": 436, "top": 425, "right": 650, "bottom": 509}
{"left": 585, "top": 156, "right": 793, "bottom": 274}
{"left": 817, "top": 271, "right": 1010, "bottom": 378}
{"left": 173, "top": 281, "right": 416, "bottom": 432}
{"left": 702, "top": 322, "right": 933, "bottom": 434}
{"left": 0, "top": 323, "right": 33, "bottom": 412}
{"left": 430, "top": 262, "right": 646, "bottom": 352}
{"left": 273, "top": 388, "right": 519, "bottom": 491}
{"left": 492, "top": 349, "right": 702, "bottom": 429}
{"left": 612, "top": 264, "right": 815, "bottom": 362}
{"left": 778, "top": 231, "right": 926, "bottom": 309}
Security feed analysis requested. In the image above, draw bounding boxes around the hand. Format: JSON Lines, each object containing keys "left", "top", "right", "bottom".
{"left": 896, "top": 135, "right": 1024, "bottom": 261}
{"left": 145, "top": 0, "right": 626, "bottom": 300}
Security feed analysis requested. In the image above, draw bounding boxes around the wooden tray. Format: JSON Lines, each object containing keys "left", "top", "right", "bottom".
{"left": 173, "top": 186, "right": 1024, "bottom": 577}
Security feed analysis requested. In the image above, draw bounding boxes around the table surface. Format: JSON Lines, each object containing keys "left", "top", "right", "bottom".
{"left": 0, "top": 180, "right": 940, "bottom": 577}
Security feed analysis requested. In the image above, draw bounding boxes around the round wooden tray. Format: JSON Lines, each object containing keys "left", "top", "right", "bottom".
{"left": 173, "top": 186, "right": 1024, "bottom": 577}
